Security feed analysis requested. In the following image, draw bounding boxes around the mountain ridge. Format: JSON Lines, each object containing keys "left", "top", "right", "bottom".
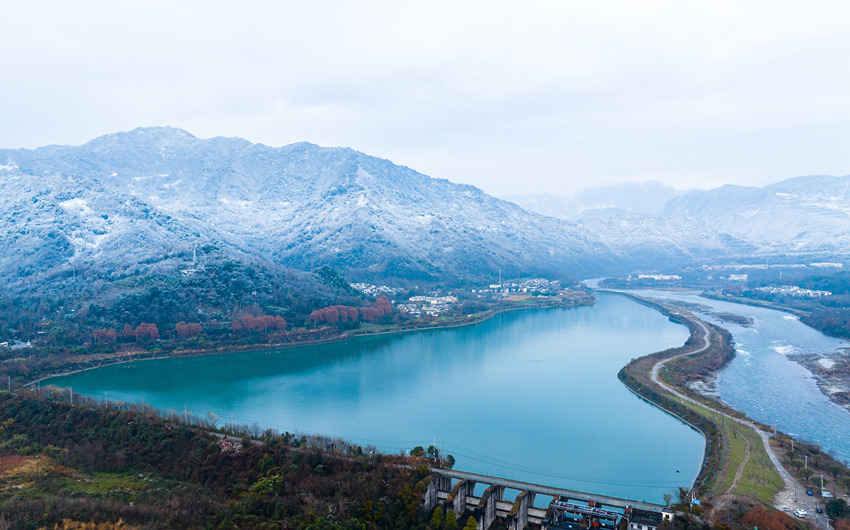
{"left": 0, "top": 127, "right": 619, "bottom": 294}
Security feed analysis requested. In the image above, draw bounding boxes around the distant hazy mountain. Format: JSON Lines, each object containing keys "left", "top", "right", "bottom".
{"left": 573, "top": 208, "right": 757, "bottom": 264}
{"left": 502, "top": 193, "right": 581, "bottom": 219}
{"left": 508, "top": 181, "right": 687, "bottom": 220}
{"left": 562, "top": 175, "right": 850, "bottom": 265}
{"left": 660, "top": 175, "right": 850, "bottom": 255}
{"left": 572, "top": 181, "right": 687, "bottom": 216}
{"left": 0, "top": 127, "right": 618, "bottom": 294}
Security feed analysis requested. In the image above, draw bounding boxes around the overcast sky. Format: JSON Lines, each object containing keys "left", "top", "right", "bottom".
{"left": 2, "top": 1, "right": 849, "bottom": 197}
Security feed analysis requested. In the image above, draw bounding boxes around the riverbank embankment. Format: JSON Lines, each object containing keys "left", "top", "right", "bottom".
{"left": 26, "top": 297, "right": 593, "bottom": 388}
{"left": 613, "top": 292, "right": 785, "bottom": 508}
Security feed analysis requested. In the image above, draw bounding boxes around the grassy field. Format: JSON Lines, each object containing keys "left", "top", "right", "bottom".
{"left": 0, "top": 454, "right": 182, "bottom": 504}
{"left": 673, "top": 391, "right": 782, "bottom": 505}
{"left": 733, "top": 426, "right": 783, "bottom": 503}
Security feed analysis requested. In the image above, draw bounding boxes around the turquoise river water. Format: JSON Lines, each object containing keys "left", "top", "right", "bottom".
{"left": 626, "top": 289, "right": 850, "bottom": 464}
{"left": 50, "top": 293, "right": 704, "bottom": 503}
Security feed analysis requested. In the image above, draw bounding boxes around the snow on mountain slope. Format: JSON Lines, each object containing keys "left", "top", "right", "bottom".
{"left": 0, "top": 127, "right": 619, "bottom": 288}
{"left": 573, "top": 208, "right": 757, "bottom": 266}
{"left": 661, "top": 175, "right": 850, "bottom": 254}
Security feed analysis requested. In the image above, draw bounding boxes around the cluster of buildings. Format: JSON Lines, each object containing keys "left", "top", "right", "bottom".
{"left": 636, "top": 274, "right": 682, "bottom": 281}
{"left": 475, "top": 278, "right": 564, "bottom": 295}
{"left": 397, "top": 295, "right": 459, "bottom": 318}
{"left": 0, "top": 340, "right": 32, "bottom": 350}
{"left": 698, "top": 262, "right": 843, "bottom": 271}
{"left": 351, "top": 283, "right": 405, "bottom": 296}
{"left": 754, "top": 285, "right": 833, "bottom": 298}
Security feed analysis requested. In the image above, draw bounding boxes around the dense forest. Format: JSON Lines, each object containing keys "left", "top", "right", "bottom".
{"left": 2, "top": 389, "right": 842, "bottom": 529}
{"left": 0, "top": 255, "right": 413, "bottom": 386}
{"left": 0, "top": 389, "right": 439, "bottom": 529}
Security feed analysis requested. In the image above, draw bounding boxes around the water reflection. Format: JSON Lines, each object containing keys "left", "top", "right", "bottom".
{"left": 52, "top": 293, "right": 704, "bottom": 502}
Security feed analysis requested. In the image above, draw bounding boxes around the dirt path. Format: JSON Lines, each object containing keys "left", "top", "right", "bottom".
{"left": 726, "top": 427, "right": 750, "bottom": 496}
{"left": 647, "top": 310, "right": 821, "bottom": 524}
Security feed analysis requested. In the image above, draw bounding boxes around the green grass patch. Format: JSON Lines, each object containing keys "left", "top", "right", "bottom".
{"left": 57, "top": 471, "right": 153, "bottom": 495}
{"left": 676, "top": 399, "right": 782, "bottom": 504}
{"left": 733, "top": 428, "right": 783, "bottom": 504}
{"left": 717, "top": 425, "right": 748, "bottom": 495}
{"left": 676, "top": 399, "right": 739, "bottom": 497}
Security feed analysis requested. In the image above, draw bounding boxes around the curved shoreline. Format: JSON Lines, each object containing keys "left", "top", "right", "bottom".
{"left": 608, "top": 289, "right": 821, "bottom": 513}
{"left": 30, "top": 300, "right": 588, "bottom": 387}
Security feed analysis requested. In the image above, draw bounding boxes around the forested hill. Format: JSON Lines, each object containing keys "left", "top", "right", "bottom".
{"left": 0, "top": 127, "right": 616, "bottom": 292}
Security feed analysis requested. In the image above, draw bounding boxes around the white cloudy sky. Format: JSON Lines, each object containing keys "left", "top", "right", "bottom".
{"left": 2, "top": 1, "right": 848, "bottom": 196}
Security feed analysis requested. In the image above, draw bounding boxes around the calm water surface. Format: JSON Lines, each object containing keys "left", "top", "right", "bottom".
{"left": 51, "top": 293, "right": 703, "bottom": 503}
{"left": 626, "top": 289, "right": 850, "bottom": 464}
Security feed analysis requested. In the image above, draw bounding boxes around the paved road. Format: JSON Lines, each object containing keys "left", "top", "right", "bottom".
{"left": 647, "top": 307, "right": 828, "bottom": 528}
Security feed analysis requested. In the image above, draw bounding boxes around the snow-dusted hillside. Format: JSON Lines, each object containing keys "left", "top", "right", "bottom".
{"left": 514, "top": 176, "right": 850, "bottom": 265}
{"left": 574, "top": 208, "right": 757, "bottom": 265}
{"left": 0, "top": 127, "right": 618, "bottom": 290}
{"left": 660, "top": 175, "right": 850, "bottom": 254}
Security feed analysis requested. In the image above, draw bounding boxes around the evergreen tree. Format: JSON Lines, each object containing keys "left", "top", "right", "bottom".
{"left": 430, "top": 506, "right": 444, "bottom": 529}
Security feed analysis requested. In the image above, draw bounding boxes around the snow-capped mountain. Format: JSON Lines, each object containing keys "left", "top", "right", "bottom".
{"left": 660, "top": 175, "right": 850, "bottom": 255}
{"left": 0, "top": 127, "right": 618, "bottom": 292}
{"left": 573, "top": 208, "right": 757, "bottom": 265}
{"left": 514, "top": 176, "right": 850, "bottom": 265}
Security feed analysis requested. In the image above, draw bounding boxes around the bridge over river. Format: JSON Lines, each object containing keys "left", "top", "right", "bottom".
{"left": 423, "top": 468, "right": 667, "bottom": 530}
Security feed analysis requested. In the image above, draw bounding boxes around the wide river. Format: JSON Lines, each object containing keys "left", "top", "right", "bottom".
{"left": 50, "top": 293, "right": 704, "bottom": 503}
{"left": 624, "top": 289, "right": 850, "bottom": 464}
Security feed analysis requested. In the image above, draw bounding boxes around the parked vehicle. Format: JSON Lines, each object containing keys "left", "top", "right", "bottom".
{"left": 806, "top": 490, "right": 813, "bottom": 496}
{"left": 793, "top": 509, "right": 807, "bottom": 518}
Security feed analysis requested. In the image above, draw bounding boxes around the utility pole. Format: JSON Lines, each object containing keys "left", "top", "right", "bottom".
{"left": 69, "top": 386, "right": 72, "bottom": 404}
{"left": 805, "top": 455, "right": 808, "bottom": 469}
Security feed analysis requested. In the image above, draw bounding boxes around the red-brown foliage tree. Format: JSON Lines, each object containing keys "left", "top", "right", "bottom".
{"left": 233, "top": 314, "right": 287, "bottom": 332}
{"left": 739, "top": 507, "right": 794, "bottom": 530}
{"left": 135, "top": 323, "right": 160, "bottom": 341}
{"left": 175, "top": 321, "right": 203, "bottom": 338}
{"left": 92, "top": 328, "right": 118, "bottom": 342}
{"left": 375, "top": 295, "right": 392, "bottom": 315}
{"left": 359, "top": 307, "right": 381, "bottom": 322}
{"left": 361, "top": 297, "right": 392, "bottom": 322}
{"left": 310, "top": 299, "right": 390, "bottom": 324}
{"left": 309, "top": 306, "right": 358, "bottom": 324}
